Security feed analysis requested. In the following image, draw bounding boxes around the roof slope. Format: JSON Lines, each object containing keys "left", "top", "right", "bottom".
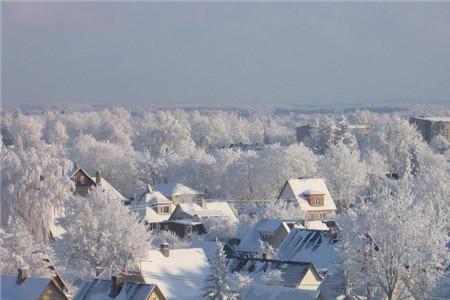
{"left": 277, "top": 228, "right": 340, "bottom": 271}
{"left": 154, "top": 182, "right": 204, "bottom": 197}
{"left": 237, "top": 219, "right": 304, "bottom": 253}
{"left": 279, "top": 178, "right": 336, "bottom": 212}
{"left": 140, "top": 248, "right": 210, "bottom": 300}
{"left": 171, "top": 202, "right": 237, "bottom": 223}
{"left": 0, "top": 275, "right": 53, "bottom": 299}
{"left": 228, "top": 258, "right": 320, "bottom": 289}
{"left": 74, "top": 279, "right": 158, "bottom": 300}
{"left": 241, "top": 284, "right": 320, "bottom": 300}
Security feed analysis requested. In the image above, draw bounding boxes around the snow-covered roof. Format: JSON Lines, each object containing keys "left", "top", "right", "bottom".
{"left": 237, "top": 219, "right": 304, "bottom": 253}
{"left": 304, "top": 220, "right": 329, "bottom": 231}
{"left": 131, "top": 206, "right": 166, "bottom": 223}
{"left": 0, "top": 275, "right": 54, "bottom": 299}
{"left": 191, "top": 240, "right": 216, "bottom": 261}
{"left": 280, "top": 178, "right": 336, "bottom": 212}
{"left": 135, "top": 187, "right": 172, "bottom": 206}
{"left": 412, "top": 116, "right": 450, "bottom": 122}
{"left": 90, "top": 176, "right": 127, "bottom": 201}
{"left": 205, "top": 202, "right": 238, "bottom": 223}
{"left": 228, "top": 258, "right": 321, "bottom": 289}
{"left": 172, "top": 202, "right": 238, "bottom": 223}
{"left": 74, "top": 279, "right": 159, "bottom": 300}
{"left": 241, "top": 284, "right": 320, "bottom": 300}
{"left": 154, "top": 182, "right": 205, "bottom": 197}
{"left": 140, "top": 248, "right": 210, "bottom": 300}
{"left": 277, "top": 228, "right": 340, "bottom": 272}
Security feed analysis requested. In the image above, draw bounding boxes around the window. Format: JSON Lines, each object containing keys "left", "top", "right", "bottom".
{"left": 80, "top": 175, "right": 87, "bottom": 184}
{"left": 160, "top": 205, "right": 170, "bottom": 214}
{"left": 314, "top": 197, "right": 321, "bottom": 205}
{"left": 185, "top": 225, "right": 192, "bottom": 236}
{"left": 319, "top": 212, "right": 327, "bottom": 219}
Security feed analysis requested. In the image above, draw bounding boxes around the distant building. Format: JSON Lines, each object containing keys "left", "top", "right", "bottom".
{"left": 409, "top": 116, "right": 450, "bottom": 143}
{"left": 278, "top": 178, "right": 337, "bottom": 219}
{"left": 1, "top": 268, "right": 68, "bottom": 300}
{"left": 296, "top": 125, "right": 319, "bottom": 143}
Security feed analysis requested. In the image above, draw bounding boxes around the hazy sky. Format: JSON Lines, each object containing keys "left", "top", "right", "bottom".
{"left": 2, "top": 2, "right": 450, "bottom": 106}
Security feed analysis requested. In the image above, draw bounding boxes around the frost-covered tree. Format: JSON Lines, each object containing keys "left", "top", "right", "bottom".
{"left": 150, "top": 230, "right": 191, "bottom": 249}
{"left": 203, "top": 241, "right": 238, "bottom": 300}
{"left": 0, "top": 218, "right": 52, "bottom": 276}
{"left": 70, "top": 134, "right": 138, "bottom": 196}
{"left": 43, "top": 113, "right": 69, "bottom": 145}
{"left": 319, "top": 142, "right": 367, "bottom": 211}
{"left": 252, "top": 143, "right": 318, "bottom": 199}
{"left": 0, "top": 144, "right": 73, "bottom": 243}
{"left": 430, "top": 134, "right": 450, "bottom": 154}
{"left": 55, "top": 188, "right": 151, "bottom": 282}
{"left": 2, "top": 111, "right": 44, "bottom": 149}
{"left": 202, "top": 217, "right": 238, "bottom": 242}
{"left": 341, "top": 180, "right": 449, "bottom": 300}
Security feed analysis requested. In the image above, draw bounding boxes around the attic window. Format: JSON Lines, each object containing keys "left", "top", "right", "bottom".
{"left": 80, "top": 175, "right": 87, "bottom": 184}
{"left": 314, "top": 198, "right": 321, "bottom": 205}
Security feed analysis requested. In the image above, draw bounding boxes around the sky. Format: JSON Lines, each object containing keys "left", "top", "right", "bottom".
{"left": 2, "top": 2, "right": 450, "bottom": 107}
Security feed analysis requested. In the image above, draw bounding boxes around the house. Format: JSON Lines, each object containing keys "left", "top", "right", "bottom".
{"left": 236, "top": 219, "right": 304, "bottom": 256}
{"left": 409, "top": 116, "right": 450, "bottom": 143}
{"left": 169, "top": 201, "right": 238, "bottom": 224}
{"left": 240, "top": 284, "right": 323, "bottom": 300}
{"left": 129, "top": 185, "right": 174, "bottom": 226}
{"left": 73, "top": 277, "right": 166, "bottom": 300}
{"left": 159, "top": 219, "right": 206, "bottom": 238}
{"left": 154, "top": 182, "right": 206, "bottom": 206}
{"left": 277, "top": 228, "right": 340, "bottom": 273}
{"left": 69, "top": 167, "right": 127, "bottom": 201}
{"left": 278, "top": 178, "right": 336, "bottom": 219}
{"left": 139, "top": 244, "right": 210, "bottom": 300}
{"left": 229, "top": 257, "right": 323, "bottom": 291}
{"left": 1, "top": 268, "right": 68, "bottom": 300}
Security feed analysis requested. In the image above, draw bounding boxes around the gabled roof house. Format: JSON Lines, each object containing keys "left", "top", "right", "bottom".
{"left": 278, "top": 178, "right": 336, "bottom": 219}
{"left": 70, "top": 167, "right": 127, "bottom": 201}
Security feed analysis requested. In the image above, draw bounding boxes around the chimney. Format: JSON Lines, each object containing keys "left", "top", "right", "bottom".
{"left": 16, "top": 267, "right": 29, "bottom": 284}
{"left": 160, "top": 242, "right": 170, "bottom": 257}
{"left": 109, "top": 275, "right": 121, "bottom": 297}
{"left": 74, "top": 162, "right": 78, "bottom": 170}
{"left": 96, "top": 171, "right": 102, "bottom": 185}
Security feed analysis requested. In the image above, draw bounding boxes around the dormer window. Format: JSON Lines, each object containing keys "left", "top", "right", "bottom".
{"left": 159, "top": 205, "right": 170, "bottom": 214}
{"left": 314, "top": 198, "right": 321, "bottom": 205}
